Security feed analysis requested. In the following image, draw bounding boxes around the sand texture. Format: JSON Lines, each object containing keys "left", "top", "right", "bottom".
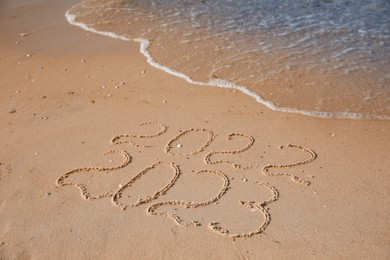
{"left": 0, "top": 0, "right": 389, "bottom": 259}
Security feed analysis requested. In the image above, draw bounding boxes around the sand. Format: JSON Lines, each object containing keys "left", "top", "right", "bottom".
{"left": 0, "top": 0, "right": 389, "bottom": 259}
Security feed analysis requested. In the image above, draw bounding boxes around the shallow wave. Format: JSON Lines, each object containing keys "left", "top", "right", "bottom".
{"left": 65, "top": 1, "right": 390, "bottom": 120}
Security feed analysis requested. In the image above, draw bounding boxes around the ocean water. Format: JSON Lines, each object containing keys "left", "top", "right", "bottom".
{"left": 67, "top": 0, "right": 390, "bottom": 119}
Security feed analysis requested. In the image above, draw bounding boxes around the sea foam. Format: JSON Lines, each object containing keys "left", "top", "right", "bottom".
{"left": 65, "top": 3, "right": 389, "bottom": 120}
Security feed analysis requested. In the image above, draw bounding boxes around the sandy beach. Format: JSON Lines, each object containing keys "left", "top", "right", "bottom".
{"left": 0, "top": 0, "right": 389, "bottom": 259}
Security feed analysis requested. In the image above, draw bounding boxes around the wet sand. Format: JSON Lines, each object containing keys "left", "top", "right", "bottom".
{"left": 0, "top": 0, "right": 389, "bottom": 259}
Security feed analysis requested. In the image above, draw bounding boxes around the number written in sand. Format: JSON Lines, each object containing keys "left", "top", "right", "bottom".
{"left": 262, "top": 144, "right": 317, "bottom": 186}
{"left": 56, "top": 121, "right": 318, "bottom": 239}
{"left": 56, "top": 150, "right": 131, "bottom": 200}
{"left": 111, "top": 122, "right": 167, "bottom": 148}
{"left": 165, "top": 128, "right": 214, "bottom": 156}
{"left": 209, "top": 181, "right": 279, "bottom": 239}
{"left": 112, "top": 161, "right": 180, "bottom": 210}
{"left": 146, "top": 169, "right": 229, "bottom": 227}
{"left": 204, "top": 133, "right": 257, "bottom": 169}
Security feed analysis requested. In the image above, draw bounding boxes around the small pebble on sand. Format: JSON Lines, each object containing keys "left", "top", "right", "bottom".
{"left": 141, "top": 70, "right": 146, "bottom": 74}
{"left": 9, "top": 108, "right": 17, "bottom": 114}
{"left": 20, "top": 32, "right": 29, "bottom": 37}
{"left": 242, "top": 178, "right": 248, "bottom": 182}
{"left": 26, "top": 53, "right": 31, "bottom": 57}
{"left": 176, "top": 144, "right": 183, "bottom": 148}
{"left": 162, "top": 100, "right": 167, "bottom": 104}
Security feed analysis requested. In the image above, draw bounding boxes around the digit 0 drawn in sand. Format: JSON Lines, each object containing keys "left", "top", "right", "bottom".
{"left": 112, "top": 161, "right": 180, "bottom": 210}
{"left": 204, "top": 133, "right": 257, "bottom": 169}
{"left": 209, "top": 182, "right": 279, "bottom": 239}
{"left": 56, "top": 150, "right": 131, "bottom": 200}
{"left": 165, "top": 128, "right": 214, "bottom": 156}
{"left": 146, "top": 170, "right": 229, "bottom": 227}
{"left": 262, "top": 144, "right": 317, "bottom": 186}
{"left": 111, "top": 122, "right": 167, "bottom": 147}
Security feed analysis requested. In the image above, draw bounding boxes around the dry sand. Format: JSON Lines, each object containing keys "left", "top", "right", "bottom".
{"left": 0, "top": 0, "right": 389, "bottom": 259}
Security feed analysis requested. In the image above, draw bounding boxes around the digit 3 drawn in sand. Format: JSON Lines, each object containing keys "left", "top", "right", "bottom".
{"left": 204, "top": 133, "right": 257, "bottom": 169}
{"left": 262, "top": 144, "right": 317, "bottom": 186}
{"left": 146, "top": 170, "right": 229, "bottom": 227}
{"left": 111, "top": 161, "right": 180, "bottom": 210}
{"left": 209, "top": 182, "right": 279, "bottom": 239}
{"left": 56, "top": 150, "right": 131, "bottom": 200}
{"left": 111, "top": 122, "right": 167, "bottom": 148}
{"left": 165, "top": 128, "right": 214, "bottom": 156}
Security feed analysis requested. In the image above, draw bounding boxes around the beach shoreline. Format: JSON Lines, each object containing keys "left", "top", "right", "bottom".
{"left": 64, "top": 0, "right": 390, "bottom": 120}
{"left": 0, "top": 0, "right": 389, "bottom": 259}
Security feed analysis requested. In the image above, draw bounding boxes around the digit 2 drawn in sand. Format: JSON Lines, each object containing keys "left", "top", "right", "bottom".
{"left": 56, "top": 122, "right": 318, "bottom": 239}
{"left": 262, "top": 144, "right": 317, "bottom": 186}
{"left": 111, "top": 122, "right": 167, "bottom": 147}
{"left": 56, "top": 150, "right": 131, "bottom": 200}
{"left": 146, "top": 170, "right": 229, "bottom": 227}
{"left": 204, "top": 133, "right": 257, "bottom": 169}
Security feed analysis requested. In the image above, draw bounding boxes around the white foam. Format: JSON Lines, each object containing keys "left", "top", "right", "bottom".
{"left": 65, "top": 5, "right": 389, "bottom": 121}
{"left": 66, "top": 11, "right": 130, "bottom": 42}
